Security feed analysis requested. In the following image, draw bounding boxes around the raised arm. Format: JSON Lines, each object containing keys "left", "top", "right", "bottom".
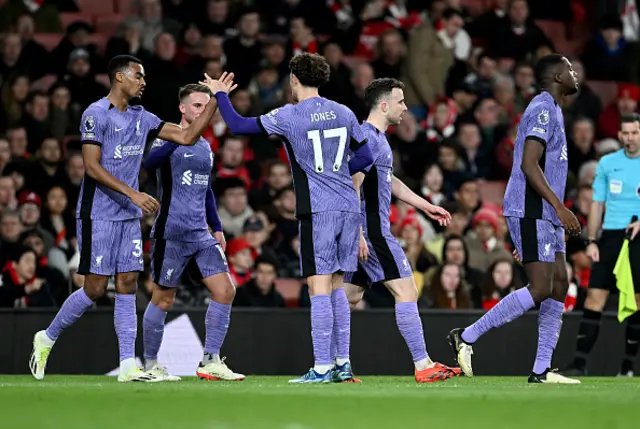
{"left": 213, "top": 91, "right": 262, "bottom": 135}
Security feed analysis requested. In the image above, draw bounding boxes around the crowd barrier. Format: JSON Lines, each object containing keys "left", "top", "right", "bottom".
{"left": 0, "top": 309, "right": 633, "bottom": 376}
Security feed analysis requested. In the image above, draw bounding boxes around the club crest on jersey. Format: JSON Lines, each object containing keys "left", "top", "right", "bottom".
{"left": 537, "top": 110, "right": 550, "bottom": 125}
{"left": 135, "top": 119, "right": 142, "bottom": 136}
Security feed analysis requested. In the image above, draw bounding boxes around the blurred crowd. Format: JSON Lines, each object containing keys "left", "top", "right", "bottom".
{"left": 0, "top": 0, "right": 632, "bottom": 312}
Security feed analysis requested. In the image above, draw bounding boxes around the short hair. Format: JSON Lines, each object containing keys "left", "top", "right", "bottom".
{"left": 107, "top": 55, "right": 143, "bottom": 84}
{"left": 533, "top": 53, "right": 565, "bottom": 87}
{"left": 255, "top": 254, "right": 279, "bottom": 271}
{"left": 178, "top": 84, "right": 212, "bottom": 102}
{"left": 619, "top": 113, "right": 640, "bottom": 130}
{"left": 26, "top": 90, "right": 48, "bottom": 104}
{"left": 289, "top": 53, "right": 330, "bottom": 88}
{"left": 364, "top": 78, "right": 405, "bottom": 111}
{"left": 442, "top": 7, "right": 463, "bottom": 20}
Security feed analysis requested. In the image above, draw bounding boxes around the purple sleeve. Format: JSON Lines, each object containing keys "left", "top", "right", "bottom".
{"left": 205, "top": 185, "right": 223, "bottom": 232}
{"left": 524, "top": 103, "right": 552, "bottom": 146}
{"left": 258, "top": 105, "right": 292, "bottom": 136}
{"left": 143, "top": 139, "right": 179, "bottom": 170}
{"left": 214, "top": 92, "right": 262, "bottom": 135}
{"left": 80, "top": 106, "right": 106, "bottom": 145}
{"left": 143, "top": 109, "right": 165, "bottom": 135}
{"left": 348, "top": 109, "right": 367, "bottom": 151}
{"left": 348, "top": 142, "right": 373, "bottom": 174}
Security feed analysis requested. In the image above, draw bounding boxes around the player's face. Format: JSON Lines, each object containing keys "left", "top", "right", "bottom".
{"left": 119, "top": 62, "right": 146, "bottom": 99}
{"left": 618, "top": 120, "right": 640, "bottom": 155}
{"left": 180, "top": 92, "right": 211, "bottom": 125}
{"left": 560, "top": 57, "right": 579, "bottom": 95}
{"left": 384, "top": 88, "right": 407, "bottom": 125}
{"left": 441, "top": 264, "right": 461, "bottom": 292}
{"left": 15, "top": 252, "right": 36, "bottom": 280}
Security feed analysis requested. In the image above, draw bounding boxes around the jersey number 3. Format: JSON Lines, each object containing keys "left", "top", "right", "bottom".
{"left": 307, "top": 127, "right": 347, "bottom": 173}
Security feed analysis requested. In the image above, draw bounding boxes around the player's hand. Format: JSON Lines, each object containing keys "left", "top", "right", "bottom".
{"left": 512, "top": 248, "right": 521, "bottom": 264}
{"left": 131, "top": 192, "right": 159, "bottom": 214}
{"left": 214, "top": 231, "right": 226, "bottom": 252}
{"left": 421, "top": 202, "right": 451, "bottom": 227}
{"left": 586, "top": 242, "right": 599, "bottom": 263}
{"left": 358, "top": 231, "right": 369, "bottom": 262}
{"left": 556, "top": 206, "right": 581, "bottom": 235}
{"left": 626, "top": 221, "right": 640, "bottom": 240}
{"left": 200, "top": 72, "right": 237, "bottom": 95}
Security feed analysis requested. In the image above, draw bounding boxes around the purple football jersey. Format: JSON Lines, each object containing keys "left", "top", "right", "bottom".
{"left": 77, "top": 98, "right": 165, "bottom": 220}
{"left": 503, "top": 92, "right": 568, "bottom": 226}
{"left": 151, "top": 137, "right": 214, "bottom": 242}
{"left": 258, "top": 97, "right": 366, "bottom": 217}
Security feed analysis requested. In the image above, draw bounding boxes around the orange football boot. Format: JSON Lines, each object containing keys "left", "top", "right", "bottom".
{"left": 415, "top": 362, "right": 460, "bottom": 383}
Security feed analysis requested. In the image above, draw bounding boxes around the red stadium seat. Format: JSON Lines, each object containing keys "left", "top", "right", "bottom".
{"left": 477, "top": 180, "right": 507, "bottom": 206}
{"left": 31, "top": 74, "right": 56, "bottom": 91}
{"left": 116, "top": 0, "right": 136, "bottom": 14}
{"left": 33, "top": 33, "right": 63, "bottom": 51}
{"left": 95, "top": 15, "right": 127, "bottom": 37}
{"left": 587, "top": 81, "right": 619, "bottom": 107}
{"left": 75, "top": 0, "right": 115, "bottom": 15}
{"left": 59, "top": 13, "right": 94, "bottom": 31}
{"left": 275, "top": 278, "right": 303, "bottom": 307}
{"left": 95, "top": 74, "right": 111, "bottom": 88}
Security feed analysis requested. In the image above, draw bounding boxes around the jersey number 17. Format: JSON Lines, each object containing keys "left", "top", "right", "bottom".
{"left": 307, "top": 127, "right": 347, "bottom": 173}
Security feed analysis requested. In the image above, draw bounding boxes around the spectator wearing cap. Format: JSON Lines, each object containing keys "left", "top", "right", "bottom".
{"left": 234, "top": 255, "right": 285, "bottom": 308}
{"left": 56, "top": 47, "right": 108, "bottom": 113}
{"left": 17, "top": 190, "right": 54, "bottom": 251}
{"left": 216, "top": 177, "right": 254, "bottom": 239}
{"left": 50, "top": 21, "right": 105, "bottom": 76}
{"left": 0, "top": 246, "right": 56, "bottom": 308}
{"left": 598, "top": 83, "right": 640, "bottom": 139}
{"left": 20, "top": 230, "right": 67, "bottom": 302}
{"left": 243, "top": 214, "right": 278, "bottom": 263}
{"left": 249, "top": 160, "right": 292, "bottom": 210}
{"left": 0, "top": 0, "right": 62, "bottom": 33}
{"left": 138, "top": 0, "right": 182, "bottom": 53}
{"left": 0, "top": 209, "right": 22, "bottom": 266}
{"left": 465, "top": 208, "right": 512, "bottom": 272}
{"left": 581, "top": 14, "right": 633, "bottom": 82}
{"left": 226, "top": 237, "right": 257, "bottom": 287}
{"left": 24, "top": 137, "right": 70, "bottom": 199}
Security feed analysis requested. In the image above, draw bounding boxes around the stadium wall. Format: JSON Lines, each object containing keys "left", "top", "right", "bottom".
{"left": 0, "top": 309, "right": 633, "bottom": 376}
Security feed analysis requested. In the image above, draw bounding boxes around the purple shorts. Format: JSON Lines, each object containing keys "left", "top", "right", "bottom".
{"left": 344, "top": 233, "right": 412, "bottom": 287}
{"left": 77, "top": 219, "right": 143, "bottom": 275}
{"left": 506, "top": 217, "right": 565, "bottom": 263}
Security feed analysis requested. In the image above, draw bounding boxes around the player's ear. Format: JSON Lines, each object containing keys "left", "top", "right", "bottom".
{"left": 179, "top": 103, "right": 186, "bottom": 114}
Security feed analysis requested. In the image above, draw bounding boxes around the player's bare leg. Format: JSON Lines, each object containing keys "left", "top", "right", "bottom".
{"left": 194, "top": 271, "right": 243, "bottom": 381}
{"left": 529, "top": 254, "right": 579, "bottom": 384}
{"left": 344, "top": 282, "right": 365, "bottom": 311}
{"left": 330, "top": 272, "right": 360, "bottom": 382}
{"left": 449, "top": 261, "right": 551, "bottom": 376}
{"left": 142, "top": 285, "right": 181, "bottom": 381}
{"left": 30, "top": 274, "right": 107, "bottom": 380}
{"left": 289, "top": 274, "right": 335, "bottom": 383}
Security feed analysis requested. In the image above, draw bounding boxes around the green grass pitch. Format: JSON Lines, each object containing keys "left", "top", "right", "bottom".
{"left": 0, "top": 376, "right": 638, "bottom": 429}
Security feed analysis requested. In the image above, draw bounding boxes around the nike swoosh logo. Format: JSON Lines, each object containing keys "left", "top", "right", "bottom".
{"left": 115, "top": 128, "right": 124, "bottom": 132}
{"left": 184, "top": 154, "right": 194, "bottom": 158}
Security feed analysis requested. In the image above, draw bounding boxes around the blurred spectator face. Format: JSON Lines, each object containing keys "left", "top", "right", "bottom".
{"left": 351, "top": 63, "right": 374, "bottom": 93}
{"left": 515, "top": 64, "right": 534, "bottom": 90}
{"left": 155, "top": 33, "right": 176, "bottom": 61}
{"left": 577, "top": 161, "right": 597, "bottom": 186}
{"left": 207, "top": 0, "right": 228, "bottom": 22}
{"left": 618, "top": 95, "right": 638, "bottom": 115}
{"left": 201, "top": 35, "right": 223, "bottom": 59}
{"left": 46, "top": 186, "right": 68, "bottom": 215}
{"left": 40, "top": 138, "right": 61, "bottom": 165}
{"left": 180, "top": 91, "right": 211, "bottom": 124}
{"left": 492, "top": 261, "right": 512, "bottom": 289}
{"left": 458, "top": 123, "right": 481, "bottom": 150}
{"left": 493, "top": 78, "right": 515, "bottom": 107}
{"left": 16, "top": 15, "right": 35, "bottom": 40}
{"left": 70, "top": 57, "right": 91, "bottom": 77}
{"left": 572, "top": 119, "right": 594, "bottom": 152}
{"left": 0, "top": 177, "right": 15, "bottom": 206}
{"left": 231, "top": 90, "right": 252, "bottom": 115}
{"left": 423, "top": 164, "right": 443, "bottom": 192}
{"left": 474, "top": 219, "right": 495, "bottom": 242}
{"left": 3, "top": 33, "right": 21, "bottom": 64}
{"left": 441, "top": 263, "right": 461, "bottom": 292}
{"left": 508, "top": 0, "right": 528, "bottom": 26}
{"left": 323, "top": 43, "right": 343, "bottom": 69}
{"left": 264, "top": 43, "right": 286, "bottom": 67}
{"left": 477, "top": 56, "right": 497, "bottom": 80}
{"left": 290, "top": 17, "right": 312, "bottom": 42}
{"left": 0, "top": 139, "right": 10, "bottom": 167}
{"left": 401, "top": 223, "right": 421, "bottom": 245}
{"left": 69, "top": 29, "right": 90, "bottom": 48}
{"left": 447, "top": 212, "right": 468, "bottom": 236}
{"left": 1, "top": 211, "right": 21, "bottom": 241}
{"left": 8, "top": 128, "right": 27, "bottom": 157}
{"left": 444, "top": 238, "right": 465, "bottom": 265}
{"left": 456, "top": 181, "right": 479, "bottom": 211}
{"left": 204, "top": 60, "right": 223, "bottom": 80}
{"left": 602, "top": 27, "right": 622, "bottom": 46}
{"left": 434, "top": 103, "right": 451, "bottom": 129}
{"left": 183, "top": 25, "right": 202, "bottom": 48}
{"left": 395, "top": 112, "right": 418, "bottom": 142}
{"left": 474, "top": 98, "right": 499, "bottom": 128}
{"left": 245, "top": 225, "right": 268, "bottom": 249}
{"left": 453, "top": 89, "right": 477, "bottom": 111}
{"left": 67, "top": 154, "right": 85, "bottom": 185}
{"left": 577, "top": 186, "right": 592, "bottom": 215}
{"left": 443, "top": 12, "right": 464, "bottom": 38}
{"left": 268, "top": 163, "right": 292, "bottom": 190}
{"left": 618, "top": 119, "right": 640, "bottom": 155}
{"left": 51, "top": 86, "right": 71, "bottom": 110}
{"left": 221, "top": 186, "right": 247, "bottom": 215}
{"left": 140, "top": 0, "right": 163, "bottom": 23}
{"left": 11, "top": 76, "right": 30, "bottom": 102}
{"left": 379, "top": 30, "right": 403, "bottom": 62}
{"left": 438, "top": 145, "right": 458, "bottom": 170}
{"left": 14, "top": 251, "right": 36, "bottom": 281}
{"left": 430, "top": 0, "right": 446, "bottom": 22}
{"left": 239, "top": 12, "right": 260, "bottom": 39}
{"left": 20, "top": 202, "right": 40, "bottom": 227}
{"left": 229, "top": 248, "right": 253, "bottom": 271}
{"left": 255, "top": 210, "right": 275, "bottom": 235}
{"left": 27, "top": 93, "right": 49, "bottom": 121}
{"left": 220, "top": 138, "right": 244, "bottom": 168}
{"left": 278, "top": 189, "right": 296, "bottom": 214}
{"left": 23, "top": 234, "right": 45, "bottom": 257}
{"left": 255, "top": 260, "right": 277, "bottom": 292}
{"left": 257, "top": 68, "right": 279, "bottom": 89}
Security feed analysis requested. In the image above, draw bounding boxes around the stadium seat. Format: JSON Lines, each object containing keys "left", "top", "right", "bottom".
{"left": 275, "top": 278, "right": 303, "bottom": 307}
{"left": 587, "top": 81, "right": 618, "bottom": 107}
{"left": 116, "top": 0, "right": 136, "bottom": 14}
{"left": 31, "top": 74, "right": 56, "bottom": 91}
{"left": 33, "top": 33, "right": 63, "bottom": 51}
{"left": 95, "top": 74, "right": 111, "bottom": 88}
{"left": 95, "top": 15, "right": 127, "bottom": 37}
{"left": 478, "top": 180, "right": 507, "bottom": 206}
{"left": 59, "top": 13, "right": 94, "bottom": 31}
{"left": 75, "top": 0, "right": 115, "bottom": 15}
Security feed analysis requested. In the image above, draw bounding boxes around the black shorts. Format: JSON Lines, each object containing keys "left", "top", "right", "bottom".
{"left": 589, "top": 230, "right": 640, "bottom": 293}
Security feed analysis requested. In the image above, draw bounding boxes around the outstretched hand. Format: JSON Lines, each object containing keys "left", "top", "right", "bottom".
{"left": 200, "top": 72, "right": 237, "bottom": 95}
{"left": 421, "top": 202, "right": 451, "bottom": 227}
